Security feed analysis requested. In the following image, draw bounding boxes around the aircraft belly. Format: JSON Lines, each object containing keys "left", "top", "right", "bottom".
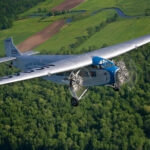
{"left": 42, "top": 75, "right": 69, "bottom": 85}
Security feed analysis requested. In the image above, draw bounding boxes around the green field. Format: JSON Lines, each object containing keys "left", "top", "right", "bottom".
{"left": 78, "top": 16, "right": 150, "bottom": 51}
{"left": 75, "top": 0, "right": 150, "bottom": 15}
{"left": 34, "top": 9, "right": 117, "bottom": 53}
{"left": 1, "top": 0, "right": 150, "bottom": 55}
{"left": 0, "top": 15, "right": 62, "bottom": 56}
{"left": 34, "top": 14, "right": 150, "bottom": 54}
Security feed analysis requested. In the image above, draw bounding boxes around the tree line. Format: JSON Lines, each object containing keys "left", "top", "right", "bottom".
{"left": 0, "top": 0, "right": 46, "bottom": 30}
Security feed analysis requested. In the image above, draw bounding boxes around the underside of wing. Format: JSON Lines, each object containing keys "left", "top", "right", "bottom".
{"left": 0, "top": 57, "right": 16, "bottom": 63}
{"left": 0, "top": 34, "right": 150, "bottom": 85}
{"left": 0, "top": 56, "right": 91, "bottom": 85}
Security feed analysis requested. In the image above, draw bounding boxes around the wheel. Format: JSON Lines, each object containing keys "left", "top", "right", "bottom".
{"left": 71, "top": 98, "right": 79, "bottom": 106}
{"left": 113, "top": 87, "right": 120, "bottom": 91}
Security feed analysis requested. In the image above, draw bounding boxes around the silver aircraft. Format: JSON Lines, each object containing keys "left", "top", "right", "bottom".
{"left": 0, "top": 35, "right": 150, "bottom": 106}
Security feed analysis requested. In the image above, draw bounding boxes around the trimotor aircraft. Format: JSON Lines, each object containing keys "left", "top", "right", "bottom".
{"left": 0, "top": 35, "right": 150, "bottom": 106}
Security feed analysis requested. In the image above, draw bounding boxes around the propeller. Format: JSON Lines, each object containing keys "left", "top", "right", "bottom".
{"left": 114, "top": 55, "right": 137, "bottom": 89}
{"left": 68, "top": 68, "right": 90, "bottom": 100}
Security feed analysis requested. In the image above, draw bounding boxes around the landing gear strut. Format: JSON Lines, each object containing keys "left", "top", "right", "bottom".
{"left": 113, "top": 85, "right": 120, "bottom": 91}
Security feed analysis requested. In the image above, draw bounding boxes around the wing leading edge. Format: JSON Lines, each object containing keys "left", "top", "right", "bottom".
{"left": 0, "top": 57, "right": 16, "bottom": 63}
{"left": 0, "top": 34, "right": 150, "bottom": 85}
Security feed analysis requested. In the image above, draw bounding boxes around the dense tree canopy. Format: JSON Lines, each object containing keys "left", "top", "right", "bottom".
{"left": 0, "top": 0, "right": 46, "bottom": 30}
{"left": 0, "top": 43, "right": 150, "bottom": 150}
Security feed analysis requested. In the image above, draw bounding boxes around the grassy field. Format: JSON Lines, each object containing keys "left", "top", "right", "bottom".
{"left": 0, "top": 16, "right": 62, "bottom": 56}
{"left": 34, "top": 9, "right": 117, "bottom": 53}
{"left": 0, "top": 0, "right": 150, "bottom": 56}
{"left": 34, "top": 14, "right": 150, "bottom": 54}
{"left": 33, "top": 0, "right": 150, "bottom": 53}
{"left": 77, "top": 16, "right": 150, "bottom": 51}
{"left": 75, "top": 0, "right": 150, "bottom": 15}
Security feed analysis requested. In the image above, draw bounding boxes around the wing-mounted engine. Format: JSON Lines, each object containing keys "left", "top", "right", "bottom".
{"left": 68, "top": 69, "right": 91, "bottom": 106}
{"left": 114, "top": 61, "right": 129, "bottom": 90}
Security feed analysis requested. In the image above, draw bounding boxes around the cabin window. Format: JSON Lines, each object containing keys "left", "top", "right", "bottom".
{"left": 90, "top": 71, "right": 96, "bottom": 77}
{"left": 92, "top": 65, "right": 99, "bottom": 69}
{"left": 57, "top": 73, "right": 65, "bottom": 76}
{"left": 79, "top": 71, "right": 89, "bottom": 77}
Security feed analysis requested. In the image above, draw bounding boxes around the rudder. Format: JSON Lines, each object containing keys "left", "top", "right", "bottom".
{"left": 4, "top": 38, "right": 21, "bottom": 57}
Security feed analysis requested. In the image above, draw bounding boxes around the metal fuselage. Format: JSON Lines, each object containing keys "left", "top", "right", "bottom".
{"left": 13, "top": 55, "right": 118, "bottom": 87}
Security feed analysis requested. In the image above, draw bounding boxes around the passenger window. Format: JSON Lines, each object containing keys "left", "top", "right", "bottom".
{"left": 90, "top": 71, "right": 96, "bottom": 77}
{"left": 79, "top": 71, "right": 89, "bottom": 77}
{"left": 57, "top": 73, "right": 64, "bottom": 76}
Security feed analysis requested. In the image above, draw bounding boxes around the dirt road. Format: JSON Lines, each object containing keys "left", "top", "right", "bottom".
{"left": 52, "top": 0, "right": 85, "bottom": 11}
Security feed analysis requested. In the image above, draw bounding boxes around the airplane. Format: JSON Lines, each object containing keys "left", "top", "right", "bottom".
{"left": 0, "top": 35, "right": 150, "bottom": 106}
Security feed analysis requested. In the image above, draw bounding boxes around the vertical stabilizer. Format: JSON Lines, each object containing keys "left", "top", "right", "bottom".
{"left": 4, "top": 38, "right": 21, "bottom": 57}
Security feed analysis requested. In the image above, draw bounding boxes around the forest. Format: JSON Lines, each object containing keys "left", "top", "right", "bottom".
{"left": 0, "top": 0, "right": 46, "bottom": 30}
{"left": 0, "top": 42, "right": 150, "bottom": 150}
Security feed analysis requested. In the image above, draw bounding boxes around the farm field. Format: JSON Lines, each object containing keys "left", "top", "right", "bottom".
{"left": 34, "top": 9, "right": 117, "bottom": 53}
{"left": 0, "top": 16, "right": 62, "bottom": 56}
{"left": 34, "top": 13, "right": 150, "bottom": 54}
{"left": 1, "top": 0, "right": 150, "bottom": 55}
{"left": 27, "top": 0, "right": 150, "bottom": 53}
{"left": 77, "top": 16, "right": 150, "bottom": 51}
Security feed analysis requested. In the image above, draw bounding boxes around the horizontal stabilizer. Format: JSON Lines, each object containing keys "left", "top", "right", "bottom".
{"left": 22, "top": 51, "right": 39, "bottom": 56}
{"left": 0, "top": 57, "right": 16, "bottom": 63}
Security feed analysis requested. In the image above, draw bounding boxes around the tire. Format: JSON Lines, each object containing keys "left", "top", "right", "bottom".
{"left": 113, "top": 87, "right": 120, "bottom": 91}
{"left": 71, "top": 98, "right": 79, "bottom": 106}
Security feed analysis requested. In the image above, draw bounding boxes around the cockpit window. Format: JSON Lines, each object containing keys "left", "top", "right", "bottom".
{"left": 99, "top": 59, "right": 113, "bottom": 68}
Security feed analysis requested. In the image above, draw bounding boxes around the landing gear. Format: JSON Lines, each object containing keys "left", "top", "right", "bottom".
{"left": 68, "top": 69, "right": 89, "bottom": 106}
{"left": 113, "top": 86, "right": 120, "bottom": 91}
{"left": 71, "top": 98, "right": 79, "bottom": 106}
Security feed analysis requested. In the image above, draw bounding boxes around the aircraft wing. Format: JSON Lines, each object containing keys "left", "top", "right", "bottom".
{"left": 0, "top": 57, "right": 16, "bottom": 63}
{"left": 0, "top": 34, "right": 150, "bottom": 85}
{"left": 22, "top": 51, "right": 39, "bottom": 55}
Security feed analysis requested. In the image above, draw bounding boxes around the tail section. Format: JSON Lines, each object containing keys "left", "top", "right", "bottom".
{"left": 4, "top": 38, "right": 21, "bottom": 57}
{"left": 0, "top": 37, "right": 39, "bottom": 64}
